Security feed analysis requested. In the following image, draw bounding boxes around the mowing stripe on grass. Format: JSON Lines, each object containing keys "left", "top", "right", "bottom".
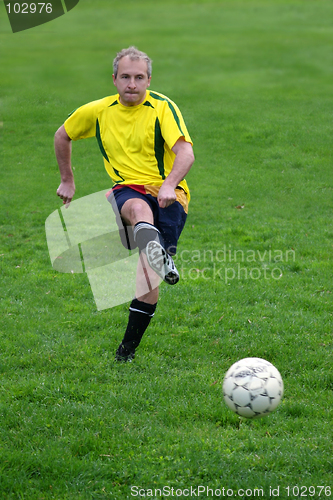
{"left": 57, "top": 207, "right": 86, "bottom": 272}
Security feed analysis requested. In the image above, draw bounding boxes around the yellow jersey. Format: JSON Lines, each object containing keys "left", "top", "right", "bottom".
{"left": 64, "top": 90, "right": 192, "bottom": 199}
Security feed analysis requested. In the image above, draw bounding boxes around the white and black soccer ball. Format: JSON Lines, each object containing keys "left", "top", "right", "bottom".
{"left": 223, "top": 357, "right": 284, "bottom": 418}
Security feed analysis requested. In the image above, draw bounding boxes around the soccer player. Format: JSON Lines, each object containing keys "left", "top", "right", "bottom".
{"left": 54, "top": 46, "right": 194, "bottom": 361}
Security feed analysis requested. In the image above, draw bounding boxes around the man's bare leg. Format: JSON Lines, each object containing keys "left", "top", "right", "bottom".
{"left": 120, "top": 198, "right": 154, "bottom": 226}
{"left": 115, "top": 198, "right": 159, "bottom": 361}
{"left": 121, "top": 197, "right": 159, "bottom": 304}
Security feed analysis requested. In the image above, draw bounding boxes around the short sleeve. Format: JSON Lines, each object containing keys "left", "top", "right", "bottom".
{"left": 159, "top": 98, "right": 193, "bottom": 150}
{"left": 64, "top": 98, "right": 106, "bottom": 141}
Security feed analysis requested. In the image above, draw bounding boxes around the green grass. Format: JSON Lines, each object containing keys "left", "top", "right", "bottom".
{"left": 1, "top": 0, "right": 333, "bottom": 498}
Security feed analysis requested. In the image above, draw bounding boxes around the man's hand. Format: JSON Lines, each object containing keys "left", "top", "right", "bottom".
{"left": 157, "top": 183, "right": 177, "bottom": 208}
{"left": 57, "top": 180, "right": 75, "bottom": 207}
{"left": 157, "top": 137, "right": 194, "bottom": 209}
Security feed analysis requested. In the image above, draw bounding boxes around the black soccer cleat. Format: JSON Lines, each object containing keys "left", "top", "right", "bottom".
{"left": 115, "top": 343, "right": 136, "bottom": 362}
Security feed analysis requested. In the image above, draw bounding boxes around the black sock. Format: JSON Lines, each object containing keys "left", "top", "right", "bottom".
{"left": 121, "top": 298, "right": 157, "bottom": 350}
{"left": 133, "top": 222, "right": 165, "bottom": 253}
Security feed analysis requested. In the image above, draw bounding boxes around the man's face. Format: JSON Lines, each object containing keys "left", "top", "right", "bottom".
{"left": 113, "top": 56, "right": 151, "bottom": 107}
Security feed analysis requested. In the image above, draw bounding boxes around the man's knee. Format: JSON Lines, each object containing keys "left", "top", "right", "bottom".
{"left": 121, "top": 198, "right": 153, "bottom": 226}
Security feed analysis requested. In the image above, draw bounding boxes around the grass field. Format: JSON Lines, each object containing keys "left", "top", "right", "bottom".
{"left": 1, "top": 0, "right": 333, "bottom": 498}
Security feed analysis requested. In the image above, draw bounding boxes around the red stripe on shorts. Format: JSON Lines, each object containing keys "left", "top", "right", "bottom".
{"left": 111, "top": 184, "right": 147, "bottom": 195}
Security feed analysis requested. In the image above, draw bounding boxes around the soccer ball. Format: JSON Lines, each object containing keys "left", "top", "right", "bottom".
{"left": 223, "top": 357, "right": 283, "bottom": 418}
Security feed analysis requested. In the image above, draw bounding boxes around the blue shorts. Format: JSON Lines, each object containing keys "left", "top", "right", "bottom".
{"left": 107, "top": 186, "right": 187, "bottom": 255}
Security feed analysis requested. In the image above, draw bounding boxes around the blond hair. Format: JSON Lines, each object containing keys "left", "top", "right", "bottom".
{"left": 113, "top": 46, "right": 152, "bottom": 78}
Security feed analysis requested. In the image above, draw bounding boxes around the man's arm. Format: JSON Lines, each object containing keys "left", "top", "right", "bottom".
{"left": 54, "top": 124, "right": 75, "bottom": 207}
{"left": 157, "top": 137, "right": 195, "bottom": 208}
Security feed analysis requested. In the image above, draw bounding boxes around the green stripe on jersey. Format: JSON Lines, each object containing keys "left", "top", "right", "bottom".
{"left": 154, "top": 118, "right": 165, "bottom": 180}
{"left": 67, "top": 108, "right": 78, "bottom": 118}
{"left": 96, "top": 119, "right": 109, "bottom": 163}
{"left": 149, "top": 92, "right": 185, "bottom": 136}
